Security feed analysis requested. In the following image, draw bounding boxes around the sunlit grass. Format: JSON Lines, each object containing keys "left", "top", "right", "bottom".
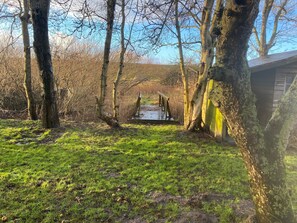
{"left": 0, "top": 119, "right": 296, "bottom": 222}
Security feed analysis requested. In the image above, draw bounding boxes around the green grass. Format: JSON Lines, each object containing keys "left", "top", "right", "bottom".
{"left": 0, "top": 119, "right": 296, "bottom": 222}
{"left": 141, "top": 95, "right": 159, "bottom": 105}
{"left": 286, "top": 151, "right": 297, "bottom": 213}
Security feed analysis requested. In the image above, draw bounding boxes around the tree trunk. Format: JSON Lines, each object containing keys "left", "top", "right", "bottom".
{"left": 112, "top": 59, "right": 125, "bottom": 120}
{"left": 259, "top": 0, "right": 270, "bottom": 57}
{"left": 187, "top": 0, "right": 222, "bottom": 131}
{"left": 30, "top": 0, "right": 60, "bottom": 128}
{"left": 98, "top": 0, "right": 116, "bottom": 117}
{"left": 174, "top": 0, "right": 190, "bottom": 128}
{"left": 113, "top": 0, "right": 126, "bottom": 120}
{"left": 210, "top": 1, "right": 296, "bottom": 222}
{"left": 20, "top": 0, "right": 38, "bottom": 120}
{"left": 97, "top": 0, "right": 119, "bottom": 128}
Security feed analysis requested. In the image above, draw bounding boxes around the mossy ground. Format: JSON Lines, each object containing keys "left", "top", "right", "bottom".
{"left": 0, "top": 119, "right": 296, "bottom": 222}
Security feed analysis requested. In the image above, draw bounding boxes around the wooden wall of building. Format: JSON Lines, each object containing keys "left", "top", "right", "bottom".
{"left": 251, "top": 69, "right": 276, "bottom": 126}
{"left": 202, "top": 61, "right": 297, "bottom": 140}
{"left": 273, "top": 62, "right": 297, "bottom": 110}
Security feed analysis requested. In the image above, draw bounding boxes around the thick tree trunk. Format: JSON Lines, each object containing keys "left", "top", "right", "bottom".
{"left": 187, "top": 59, "right": 209, "bottom": 131}
{"left": 174, "top": 0, "right": 190, "bottom": 127}
{"left": 187, "top": 0, "right": 222, "bottom": 131}
{"left": 30, "top": 0, "right": 60, "bottom": 128}
{"left": 210, "top": 1, "right": 295, "bottom": 222}
{"left": 20, "top": 0, "right": 38, "bottom": 120}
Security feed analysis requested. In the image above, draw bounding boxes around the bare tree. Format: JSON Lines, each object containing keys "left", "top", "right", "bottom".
{"left": 112, "top": 0, "right": 138, "bottom": 121}
{"left": 174, "top": 0, "right": 190, "bottom": 127}
{"left": 30, "top": 0, "right": 60, "bottom": 128}
{"left": 19, "top": 0, "right": 37, "bottom": 120}
{"left": 185, "top": 0, "right": 222, "bottom": 131}
{"left": 252, "top": 0, "right": 297, "bottom": 57}
{"left": 96, "top": 0, "right": 119, "bottom": 127}
{"left": 0, "top": 0, "right": 38, "bottom": 119}
{"left": 140, "top": 0, "right": 222, "bottom": 132}
{"left": 141, "top": 0, "right": 200, "bottom": 127}
{"left": 210, "top": 0, "right": 296, "bottom": 221}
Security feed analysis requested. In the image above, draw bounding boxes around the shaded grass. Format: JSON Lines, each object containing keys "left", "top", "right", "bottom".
{"left": 286, "top": 151, "right": 297, "bottom": 213}
{"left": 0, "top": 119, "right": 296, "bottom": 222}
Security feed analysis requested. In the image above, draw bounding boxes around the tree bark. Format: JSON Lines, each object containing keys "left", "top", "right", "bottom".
{"left": 112, "top": 0, "right": 126, "bottom": 120}
{"left": 210, "top": 0, "right": 295, "bottom": 222}
{"left": 20, "top": 0, "right": 38, "bottom": 120}
{"left": 30, "top": 0, "right": 60, "bottom": 128}
{"left": 187, "top": 0, "right": 222, "bottom": 131}
{"left": 97, "top": 0, "right": 119, "bottom": 128}
{"left": 98, "top": 0, "right": 116, "bottom": 117}
{"left": 174, "top": 0, "right": 190, "bottom": 128}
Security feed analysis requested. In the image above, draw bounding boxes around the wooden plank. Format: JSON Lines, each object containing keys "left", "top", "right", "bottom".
{"left": 157, "top": 91, "right": 170, "bottom": 101}
{"left": 251, "top": 68, "right": 276, "bottom": 126}
{"left": 277, "top": 66, "right": 297, "bottom": 72}
{"left": 128, "top": 119, "right": 180, "bottom": 125}
{"left": 272, "top": 67, "right": 296, "bottom": 109}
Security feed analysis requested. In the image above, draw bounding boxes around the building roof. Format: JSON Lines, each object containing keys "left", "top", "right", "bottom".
{"left": 249, "top": 50, "right": 297, "bottom": 73}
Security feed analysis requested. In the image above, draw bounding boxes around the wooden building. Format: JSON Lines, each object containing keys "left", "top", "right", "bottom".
{"left": 250, "top": 50, "right": 297, "bottom": 126}
{"left": 203, "top": 50, "right": 297, "bottom": 140}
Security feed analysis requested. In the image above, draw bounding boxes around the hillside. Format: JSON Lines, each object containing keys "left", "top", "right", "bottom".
{"left": 0, "top": 55, "right": 184, "bottom": 121}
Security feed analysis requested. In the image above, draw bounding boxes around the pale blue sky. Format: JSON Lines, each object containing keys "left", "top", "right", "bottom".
{"left": 1, "top": 0, "right": 297, "bottom": 65}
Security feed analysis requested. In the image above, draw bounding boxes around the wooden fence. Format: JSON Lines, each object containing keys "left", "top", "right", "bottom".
{"left": 157, "top": 91, "right": 172, "bottom": 120}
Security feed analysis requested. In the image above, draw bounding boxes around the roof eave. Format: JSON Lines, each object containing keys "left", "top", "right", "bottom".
{"left": 250, "top": 55, "right": 297, "bottom": 73}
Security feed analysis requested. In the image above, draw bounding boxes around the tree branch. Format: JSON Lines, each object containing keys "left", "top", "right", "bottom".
{"left": 267, "top": 0, "right": 289, "bottom": 49}
{"left": 265, "top": 75, "right": 297, "bottom": 149}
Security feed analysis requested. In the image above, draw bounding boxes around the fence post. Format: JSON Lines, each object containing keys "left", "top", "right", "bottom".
{"left": 159, "top": 95, "right": 161, "bottom": 107}
{"left": 157, "top": 91, "right": 172, "bottom": 120}
{"left": 167, "top": 100, "right": 172, "bottom": 119}
{"left": 134, "top": 93, "right": 141, "bottom": 117}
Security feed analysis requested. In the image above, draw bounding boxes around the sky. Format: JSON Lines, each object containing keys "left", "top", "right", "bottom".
{"left": 0, "top": 0, "right": 297, "bottom": 64}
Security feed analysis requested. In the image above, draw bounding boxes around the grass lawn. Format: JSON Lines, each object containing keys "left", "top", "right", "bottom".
{"left": 0, "top": 119, "right": 296, "bottom": 222}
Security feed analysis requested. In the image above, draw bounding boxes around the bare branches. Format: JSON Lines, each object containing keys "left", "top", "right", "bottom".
{"left": 0, "top": 0, "right": 22, "bottom": 53}
{"left": 267, "top": 0, "right": 289, "bottom": 50}
{"left": 179, "top": 0, "right": 202, "bottom": 26}
{"left": 139, "top": 0, "right": 204, "bottom": 56}
{"left": 141, "top": 0, "right": 174, "bottom": 46}
{"left": 252, "top": 0, "right": 296, "bottom": 56}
